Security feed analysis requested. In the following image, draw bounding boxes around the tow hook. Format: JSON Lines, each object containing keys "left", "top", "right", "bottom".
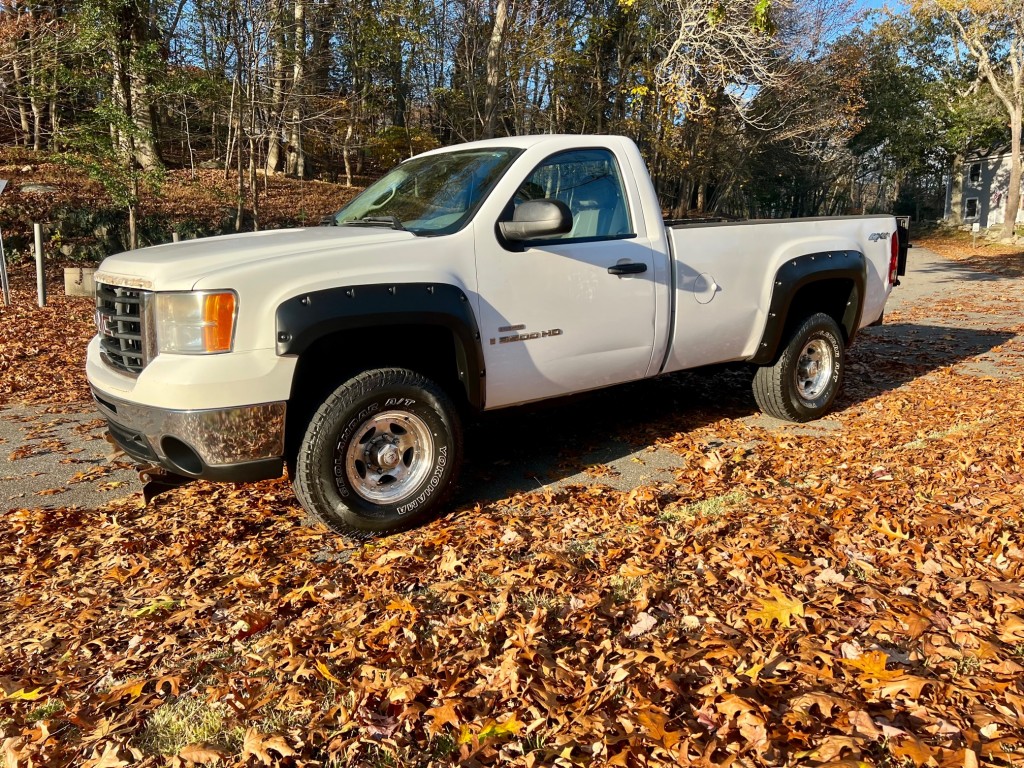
{"left": 138, "top": 466, "right": 195, "bottom": 505}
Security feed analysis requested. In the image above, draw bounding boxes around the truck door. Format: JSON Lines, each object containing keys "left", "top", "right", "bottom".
{"left": 475, "top": 148, "right": 658, "bottom": 409}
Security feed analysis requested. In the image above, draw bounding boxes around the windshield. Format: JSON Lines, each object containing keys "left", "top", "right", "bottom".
{"left": 331, "top": 148, "right": 521, "bottom": 235}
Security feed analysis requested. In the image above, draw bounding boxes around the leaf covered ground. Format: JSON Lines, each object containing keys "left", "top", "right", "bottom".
{"left": 1, "top": 238, "right": 1024, "bottom": 767}
{"left": 0, "top": 146, "right": 359, "bottom": 260}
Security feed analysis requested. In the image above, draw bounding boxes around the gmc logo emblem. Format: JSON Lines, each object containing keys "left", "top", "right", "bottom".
{"left": 96, "top": 310, "right": 116, "bottom": 338}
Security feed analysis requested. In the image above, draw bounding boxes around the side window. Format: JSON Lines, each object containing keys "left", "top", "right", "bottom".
{"left": 964, "top": 198, "right": 979, "bottom": 219}
{"left": 513, "top": 149, "right": 633, "bottom": 240}
{"left": 968, "top": 162, "right": 982, "bottom": 183}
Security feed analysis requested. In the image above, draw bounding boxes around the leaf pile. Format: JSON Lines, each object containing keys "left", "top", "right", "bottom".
{"left": 1, "top": 239, "right": 1024, "bottom": 766}
{"left": 0, "top": 281, "right": 95, "bottom": 407}
{"left": 0, "top": 146, "right": 360, "bottom": 251}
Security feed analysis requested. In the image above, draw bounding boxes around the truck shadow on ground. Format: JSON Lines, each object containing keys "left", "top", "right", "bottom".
{"left": 456, "top": 322, "right": 1016, "bottom": 505}
{"left": 910, "top": 252, "right": 1024, "bottom": 281}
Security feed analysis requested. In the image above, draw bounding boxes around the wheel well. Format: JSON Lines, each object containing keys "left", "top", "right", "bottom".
{"left": 284, "top": 324, "right": 469, "bottom": 464}
{"left": 782, "top": 278, "right": 858, "bottom": 346}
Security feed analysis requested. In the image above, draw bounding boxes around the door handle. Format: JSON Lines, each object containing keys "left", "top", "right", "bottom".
{"left": 607, "top": 262, "right": 647, "bottom": 275}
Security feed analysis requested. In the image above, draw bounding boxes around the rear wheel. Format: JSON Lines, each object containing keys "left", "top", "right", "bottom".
{"left": 293, "top": 368, "right": 462, "bottom": 534}
{"left": 753, "top": 313, "right": 845, "bottom": 422}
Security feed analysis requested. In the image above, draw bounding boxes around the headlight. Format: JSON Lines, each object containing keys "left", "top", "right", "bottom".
{"left": 154, "top": 291, "right": 237, "bottom": 354}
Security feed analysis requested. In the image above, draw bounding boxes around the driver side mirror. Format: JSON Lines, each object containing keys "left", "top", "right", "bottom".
{"left": 499, "top": 200, "right": 572, "bottom": 242}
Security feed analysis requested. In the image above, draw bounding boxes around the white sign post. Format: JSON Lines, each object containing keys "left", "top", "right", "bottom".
{"left": 34, "top": 222, "right": 46, "bottom": 307}
{"left": 0, "top": 179, "right": 10, "bottom": 306}
{"left": 972, "top": 221, "right": 980, "bottom": 247}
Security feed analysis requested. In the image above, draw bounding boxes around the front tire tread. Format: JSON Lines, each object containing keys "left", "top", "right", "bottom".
{"left": 293, "top": 368, "right": 461, "bottom": 536}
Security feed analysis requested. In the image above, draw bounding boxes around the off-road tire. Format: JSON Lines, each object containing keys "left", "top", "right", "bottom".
{"left": 753, "top": 313, "right": 845, "bottom": 423}
{"left": 293, "top": 368, "right": 462, "bottom": 534}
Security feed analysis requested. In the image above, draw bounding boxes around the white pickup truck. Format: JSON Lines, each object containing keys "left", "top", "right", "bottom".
{"left": 87, "top": 134, "right": 905, "bottom": 533}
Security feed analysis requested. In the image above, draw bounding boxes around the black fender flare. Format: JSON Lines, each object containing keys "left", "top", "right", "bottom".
{"left": 749, "top": 250, "right": 866, "bottom": 365}
{"left": 275, "top": 283, "right": 485, "bottom": 409}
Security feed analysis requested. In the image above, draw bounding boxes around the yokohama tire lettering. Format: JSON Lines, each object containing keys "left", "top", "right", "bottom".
{"left": 825, "top": 333, "right": 842, "bottom": 383}
{"left": 396, "top": 445, "right": 448, "bottom": 515}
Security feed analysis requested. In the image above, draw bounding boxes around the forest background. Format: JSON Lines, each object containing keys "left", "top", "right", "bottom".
{"left": 0, "top": 0, "right": 1021, "bottom": 255}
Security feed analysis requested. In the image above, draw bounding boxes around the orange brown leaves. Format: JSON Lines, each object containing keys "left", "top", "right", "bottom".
{"left": 746, "top": 587, "right": 805, "bottom": 629}
{"left": 2, "top": 236, "right": 1024, "bottom": 765}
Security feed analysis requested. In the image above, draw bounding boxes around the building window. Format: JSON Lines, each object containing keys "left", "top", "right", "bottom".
{"left": 969, "top": 163, "right": 982, "bottom": 183}
{"left": 965, "top": 198, "right": 979, "bottom": 219}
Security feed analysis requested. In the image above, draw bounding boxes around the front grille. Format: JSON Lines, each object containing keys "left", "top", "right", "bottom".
{"left": 96, "top": 283, "right": 150, "bottom": 375}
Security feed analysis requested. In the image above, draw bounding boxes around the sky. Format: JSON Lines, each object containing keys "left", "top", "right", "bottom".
{"left": 853, "top": 0, "right": 907, "bottom": 16}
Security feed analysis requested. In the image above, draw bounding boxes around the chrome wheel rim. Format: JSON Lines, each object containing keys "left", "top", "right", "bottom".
{"left": 338, "top": 410, "right": 434, "bottom": 504}
{"left": 794, "top": 338, "right": 833, "bottom": 402}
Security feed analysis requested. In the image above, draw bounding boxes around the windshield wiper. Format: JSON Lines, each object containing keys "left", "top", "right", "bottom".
{"left": 341, "top": 215, "right": 406, "bottom": 230}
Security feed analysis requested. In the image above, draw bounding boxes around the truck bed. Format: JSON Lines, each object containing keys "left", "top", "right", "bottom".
{"left": 660, "top": 214, "right": 896, "bottom": 373}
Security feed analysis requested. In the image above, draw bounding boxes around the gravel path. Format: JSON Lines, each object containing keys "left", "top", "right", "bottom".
{"left": 0, "top": 403, "right": 139, "bottom": 509}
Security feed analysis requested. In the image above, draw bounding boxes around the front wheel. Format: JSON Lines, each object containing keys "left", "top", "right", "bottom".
{"left": 293, "top": 368, "right": 462, "bottom": 534}
{"left": 753, "top": 313, "right": 845, "bottom": 422}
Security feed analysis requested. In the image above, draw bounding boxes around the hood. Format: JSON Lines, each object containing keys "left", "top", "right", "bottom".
{"left": 95, "top": 226, "right": 415, "bottom": 290}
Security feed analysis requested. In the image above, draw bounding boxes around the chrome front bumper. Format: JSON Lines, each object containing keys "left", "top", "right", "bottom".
{"left": 92, "top": 389, "right": 286, "bottom": 482}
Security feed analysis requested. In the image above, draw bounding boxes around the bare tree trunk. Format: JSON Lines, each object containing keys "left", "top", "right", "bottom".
{"left": 943, "top": 153, "right": 962, "bottom": 224}
{"left": 49, "top": 85, "right": 58, "bottom": 147}
{"left": 265, "top": 2, "right": 287, "bottom": 175}
{"left": 1001, "top": 105, "right": 1022, "bottom": 240}
{"left": 212, "top": 110, "right": 219, "bottom": 161}
{"left": 129, "top": 174, "right": 139, "bottom": 249}
{"left": 128, "top": 68, "right": 162, "bottom": 171}
{"left": 181, "top": 97, "right": 195, "bottom": 177}
{"left": 28, "top": 24, "right": 44, "bottom": 151}
{"left": 110, "top": 33, "right": 162, "bottom": 172}
{"left": 286, "top": 0, "right": 306, "bottom": 177}
{"left": 11, "top": 55, "right": 32, "bottom": 146}
{"left": 249, "top": 135, "right": 259, "bottom": 231}
{"left": 481, "top": 0, "right": 508, "bottom": 139}
{"left": 224, "top": 75, "right": 238, "bottom": 180}
{"left": 110, "top": 43, "right": 131, "bottom": 153}
{"left": 342, "top": 122, "right": 353, "bottom": 187}
{"left": 30, "top": 82, "right": 43, "bottom": 150}
{"left": 235, "top": 118, "right": 244, "bottom": 231}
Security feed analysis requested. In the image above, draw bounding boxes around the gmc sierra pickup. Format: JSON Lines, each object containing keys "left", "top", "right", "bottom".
{"left": 87, "top": 134, "right": 906, "bottom": 533}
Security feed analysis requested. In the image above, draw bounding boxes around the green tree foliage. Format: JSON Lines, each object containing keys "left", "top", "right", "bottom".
{"left": 3, "top": 0, "right": 1018, "bottom": 224}
{"left": 846, "top": 12, "right": 1008, "bottom": 219}
{"left": 908, "top": 0, "right": 1024, "bottom": 239}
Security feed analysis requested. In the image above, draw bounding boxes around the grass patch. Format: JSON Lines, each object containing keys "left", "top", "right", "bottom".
{"left": 954, "top": 654, "right": 982, "bottom": 677}
{"left": 564, "top": 538, "right": 599, "bottom": 561}
{"left": 131, "top": 598, "right": 180, "bottom": 618}
{"left": 658, "top": 491, "right": 745, "bottom": 523}
{"left": 136, "top": 695, "right": 243, "bottom": 757}
{"left": 608, "top": 575, "right": 643, "bottom": 603}
{"left": 899, "top": 418, "right": 993, "bottom": 450}
{"left": 516, "top": 591, "right": 565, "bottom": 613}
{"left": 26, "top": 699, "right": 64, "bottom": 722}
